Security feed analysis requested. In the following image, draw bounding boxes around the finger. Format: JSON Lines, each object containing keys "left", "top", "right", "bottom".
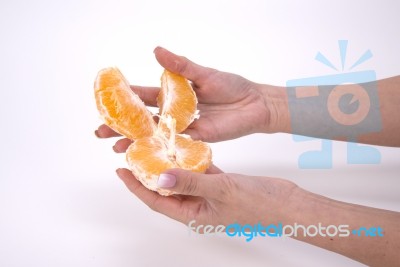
{"left": 206, "top": 164, "right": 224, "bottom": 174}
{"left": 95, "top": 124, "right": 121, "bottom": 138}
{"left": 183, "top": 123, "right": 217, "bottom": 143}
{"left": 182, "top": 119, "right": 210, "bottom": 142}
{"left": 130, "top": 85, "right": 160, "bottom": 107}
{"left": 113, "top": 138, "right": 132, "bottom": 153}
{"left": 153, "top": 46, "right": 215, "bottom": 82}
{"left": 158, "top": 169, "right": 223, "bottom": 198}
{"left": 182, "top": 128, "right": 204, "bottom": 142}
{"left": 116, "top": 168, "right": 190, "bottom": 223}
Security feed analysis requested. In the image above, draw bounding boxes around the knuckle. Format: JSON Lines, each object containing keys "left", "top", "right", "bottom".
{"left": 176, "top": 56, "right": 189, "bottom": 74}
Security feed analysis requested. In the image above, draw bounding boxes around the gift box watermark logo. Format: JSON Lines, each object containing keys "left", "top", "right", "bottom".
{"left": 286, "top": 40, "right": 382, "bottom": 169}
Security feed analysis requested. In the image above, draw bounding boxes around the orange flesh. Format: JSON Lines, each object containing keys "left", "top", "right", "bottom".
{"left": 157, "top": 70, "right": 197, "bottom": 133}
{"left": 95, "top": 68, "right": 156, "bottom": 140}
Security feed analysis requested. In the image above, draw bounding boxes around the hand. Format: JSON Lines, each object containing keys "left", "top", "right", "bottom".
{"left": 152, "top": 47, "right": 272, "bottom": 142}
{"left": 115, "top": 165, "right": 299, "bottom": 228}
{"left": 95, "top": 47, "right": 283, "bottom": 152}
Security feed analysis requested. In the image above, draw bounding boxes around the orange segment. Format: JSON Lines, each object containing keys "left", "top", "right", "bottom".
{"left": 175, "top": 135, "right": 212, "bottom": 172}
{"left": 126, "top": 134, "right": 211, "bottom": 196}
{"left": 126, "top": 136, "right": 176, "bottom": 195}
{"left": 94, "top": 67, "right": 156, "bottom": 140}
{"left": 157, "top": 70, "right": 197, "bottom": 133}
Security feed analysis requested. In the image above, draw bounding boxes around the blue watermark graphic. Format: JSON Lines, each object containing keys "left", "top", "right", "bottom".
{"left": 286, "top": 40, "right": 381, "bottom": 169}
{"left": 187, "top": 220, "right": 384, "bottom": 242}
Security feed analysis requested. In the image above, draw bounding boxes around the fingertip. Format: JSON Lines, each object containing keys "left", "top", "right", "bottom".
{"left": 96, "top": 124, "right": 121, "bottom": 138}
{"left": 153, "top": 47, "right": 178, "bottom": 72}
{"left": 116, "top": 168, "right": 126, "bottom": 177}
{"left": 116, "top": 168, "right": 124, "bottom": 181}
{"left": 116, "top": 167, "right": 128, "bottom": 175}
{"left": 113, "top": 138, "right": 133, "bottom": 153}
{"left": 153, "top": 46, "right": 164, "bottom": 53}
{"left": 116, "top": 168, "right": 136, "bottom": 184}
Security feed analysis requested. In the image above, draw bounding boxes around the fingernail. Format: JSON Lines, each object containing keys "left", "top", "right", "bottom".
{"left": 112, "top": 145, "right": 119, "bottom": 152}
{"left": 94, "top": 130, "right": 100, "bottom": 138}
{"left": 116, "top": 168, "right": 122, "bottom": 176}
{"left": 158, "top": 173, "right": 176, "bottom": 188}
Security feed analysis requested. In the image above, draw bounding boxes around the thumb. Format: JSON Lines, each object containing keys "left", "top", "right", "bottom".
{"left": 153, "top": 46, "right": 214, "bottom": 82}
{"left": 157, "top": 168, "right": 220, "bottom": 198}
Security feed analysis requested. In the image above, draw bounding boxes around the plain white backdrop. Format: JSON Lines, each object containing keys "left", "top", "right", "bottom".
{"left": 0, "top": 0, "right": 399, "bottom": 266}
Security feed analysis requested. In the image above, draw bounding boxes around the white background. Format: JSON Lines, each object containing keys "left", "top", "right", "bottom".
{"left": 1, "top": 0, "right": 399, "bottom": 266}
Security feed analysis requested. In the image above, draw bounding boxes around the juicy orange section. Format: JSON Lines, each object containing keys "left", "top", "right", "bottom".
{"left": 94, "top": 68, "right": 156, "bottom": 140}
{"left": 95, "top": 67, "right": 212, "bottom": 196}
{"left": 158, "top": 70, "right": 197, "bottom": 133}
{"left": 126, "top": 134, "right": 211, "bottom": 182}
{"left": 126, "top": 136, "right": 176, "bottom": 178}
{"left": 175, "top": 135, "right": 211, "bottom": 172}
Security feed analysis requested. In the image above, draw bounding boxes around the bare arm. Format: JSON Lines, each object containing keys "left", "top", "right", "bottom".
{"left": 287, "top": 187, "right": 400, "bottom": 266}
{"left": 261, "top": 76, "right": 400, "bottom": 147}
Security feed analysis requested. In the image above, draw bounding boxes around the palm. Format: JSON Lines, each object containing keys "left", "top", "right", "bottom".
{"left": 185, "top": 71, "right": 268, "bottom": 142}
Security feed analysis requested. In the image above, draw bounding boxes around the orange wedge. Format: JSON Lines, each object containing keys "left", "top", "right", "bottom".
{"left": 157, "top": 70, "right": 197, "bottom": 134}
{"left": 94, "top": 67, "right": 156, "bottom": 140}
{"left": 126, "top": 133, "right": 211, "bottom": 195}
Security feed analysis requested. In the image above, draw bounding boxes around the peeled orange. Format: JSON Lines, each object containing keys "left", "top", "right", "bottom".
{"left": 158, "top": 70, "right": 197, "bottom": 134}
{"left": 94, "top": 67, "right": 212, "bottom": 195}
{"left": 94, "top": 68, "right": 156, "bottom": 140}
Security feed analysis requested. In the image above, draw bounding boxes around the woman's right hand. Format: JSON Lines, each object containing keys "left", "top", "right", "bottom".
{"left": 96, "top": 47, "right": 285, "bottom": 151}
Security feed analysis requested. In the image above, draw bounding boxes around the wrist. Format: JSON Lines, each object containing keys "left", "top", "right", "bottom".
{"left": 279, "top": 185, "right": 313, "bottom": 225}
{"left": 257, "top": 84, "right": 291, "bottom": 134}
{"left": 283, "top": 188, "right": 348, "bottom": 228}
